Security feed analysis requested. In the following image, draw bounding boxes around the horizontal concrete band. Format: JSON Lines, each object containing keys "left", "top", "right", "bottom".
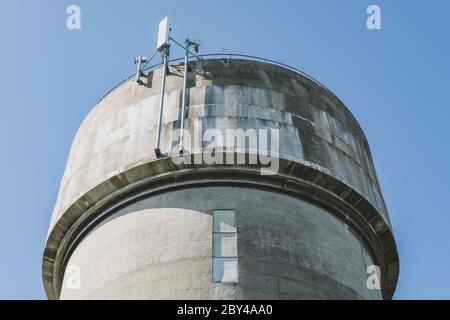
{"left": 42, "top": 153, "right": 399, "bottom": 300}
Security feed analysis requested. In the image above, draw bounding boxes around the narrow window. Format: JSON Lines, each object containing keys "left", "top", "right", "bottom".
{"left": 212, "top": 210, "right": 238, "bottom": 283}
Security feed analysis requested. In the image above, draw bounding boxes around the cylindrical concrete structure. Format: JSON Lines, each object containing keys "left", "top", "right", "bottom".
{"left": 43, "top": 58, "right": 399, "bottom": 300}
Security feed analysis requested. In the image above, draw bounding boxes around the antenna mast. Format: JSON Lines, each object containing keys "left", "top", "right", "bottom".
{"left": 154, "top": 17, "right": 170, "bottom": 158}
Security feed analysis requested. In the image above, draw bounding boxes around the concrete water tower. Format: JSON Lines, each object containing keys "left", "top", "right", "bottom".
{"left": 42, "top": 23, "right": 398, "bottom": 300}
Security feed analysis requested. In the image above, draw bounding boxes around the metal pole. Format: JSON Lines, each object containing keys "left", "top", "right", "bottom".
{"left": 179, "top": 40, "right": 189, "bottom": 154}
{"left": 155, "top": 47, "right": 169, "bottom": 158}
{"left": 135, "top": 56, "right": 142, "bottom": 82}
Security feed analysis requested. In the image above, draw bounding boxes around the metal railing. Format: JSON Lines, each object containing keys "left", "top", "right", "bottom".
{"left": 97, "top": 53, "right": 340, "bottom": 105}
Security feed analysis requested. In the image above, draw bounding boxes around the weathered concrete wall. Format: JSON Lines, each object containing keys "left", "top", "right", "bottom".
{"left": 44, "top": 59, "right": 398, "bottom": 300}
{"left": 50, "top": 60, "right": 388, "bottom": 229}
{"left": 60, "top": 187, "right": 381, "bottom": 300}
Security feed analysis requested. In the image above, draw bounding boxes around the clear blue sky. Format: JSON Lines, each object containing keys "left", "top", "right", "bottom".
{"left": 1, "top": 0, "right": 449, "bottom": 299}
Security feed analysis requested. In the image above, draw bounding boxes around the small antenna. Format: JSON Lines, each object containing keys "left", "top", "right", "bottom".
{"left": 133, "top": 56, "right": 148, "bottom": 83}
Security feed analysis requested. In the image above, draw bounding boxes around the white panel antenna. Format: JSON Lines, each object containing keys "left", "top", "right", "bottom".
{"left": 156, "top": 17, "right": 170, "bottom": 51}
